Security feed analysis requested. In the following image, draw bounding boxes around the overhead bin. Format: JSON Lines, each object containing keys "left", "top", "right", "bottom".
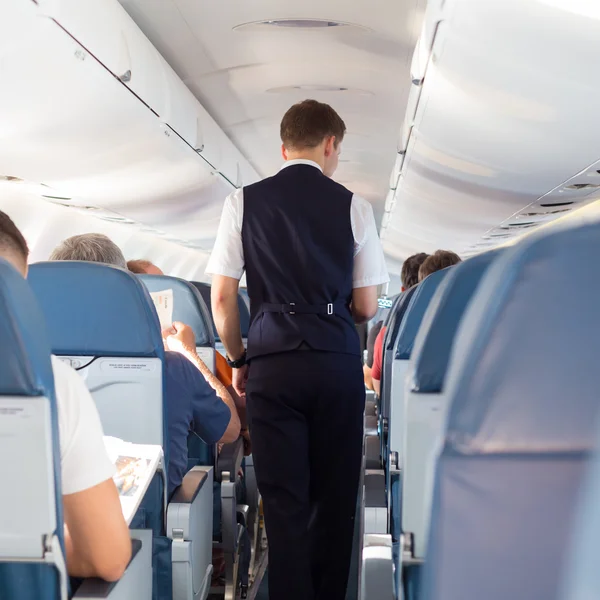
{"left": 0, "top": 1, "right": 253, "bottom": 246}
{"left": 36, "top": 0, "right": 257, "bottom": 188}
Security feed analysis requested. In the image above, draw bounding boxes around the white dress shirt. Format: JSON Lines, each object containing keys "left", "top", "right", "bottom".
{"left": 206, "top": 159, "right": 390, "bottom": 289}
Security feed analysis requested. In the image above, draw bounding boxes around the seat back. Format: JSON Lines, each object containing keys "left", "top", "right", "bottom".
{"left": 0, "top": 260, "right": 67, "bottom": 600}
{"left": 238, "top": 288, "right": 250, "bottom": 312}
{"left": 140, "top": 275, "right": 216, "bottom": 373}
{"left": 560, "top": 425, "right": 600, "bottom": 600}
{"left": 389, "top": 268, "right": 449, "bottom": 468}
{"left": 28, "top": 262, "right": 166, "bottom": 452}
{"left": 380, "top": 287, "right": 418, "bottom": 422}
{"left": 403, "top": 251, "right": 502, "bottom": 558}
{"left": 422, "top": 223, "right": 600, "bottom": 600}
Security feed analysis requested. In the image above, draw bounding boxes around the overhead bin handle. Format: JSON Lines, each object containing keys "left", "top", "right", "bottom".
{"left": 195, "top": 117, "right": 205, "bottom": 152}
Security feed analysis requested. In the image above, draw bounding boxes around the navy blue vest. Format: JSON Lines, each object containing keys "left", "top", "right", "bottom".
{"left": 242, "top": 164, "right": 360, "bottom": 360}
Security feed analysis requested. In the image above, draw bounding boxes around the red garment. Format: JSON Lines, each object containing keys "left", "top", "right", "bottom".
{"left": 371, "top": 325, "right": 387, "bottom": 381}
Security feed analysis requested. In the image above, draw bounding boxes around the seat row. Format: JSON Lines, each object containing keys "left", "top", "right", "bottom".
{"left": 0, "top": 261, "right": 259, "bottom": 600}
{"left": 360, "top": 220, "right": 600, "bottom": 600}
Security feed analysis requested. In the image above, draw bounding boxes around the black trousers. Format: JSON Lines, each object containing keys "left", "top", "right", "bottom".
{"left": 247, "top": 351, "right": 365, "bottom": 600}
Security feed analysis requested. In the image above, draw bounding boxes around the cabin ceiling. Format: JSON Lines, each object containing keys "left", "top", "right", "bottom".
{"left": 117, "top": 0, "right": 426, "bottom": 227}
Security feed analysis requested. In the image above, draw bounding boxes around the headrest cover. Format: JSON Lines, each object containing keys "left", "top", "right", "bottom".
{"left": 140, "top": 275, "right": 215, "bottom": 347}
{"left": 445, "top": 222, "right": 600, "bottom": 454}
{"left": 29, "top": 262, "right": 164, "bottom": 358}
{"left": 384, "top": 285, "right": 418, "bottom": 352}
{"left": 0, "top": 260, "right": 55, "bottom": 397}
{"left": 192, "top": 282, "right": 251, "bottom": 339}
{"left": 395, "top": 268, "right": 451, "bottom": 360}
{"left": 412, "top": 250, "right": 503, "bottom": 393}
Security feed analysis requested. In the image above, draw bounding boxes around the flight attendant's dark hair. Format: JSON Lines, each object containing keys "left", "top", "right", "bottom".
{"left": 280, "top": 99, "right": 346, "bottom": 150}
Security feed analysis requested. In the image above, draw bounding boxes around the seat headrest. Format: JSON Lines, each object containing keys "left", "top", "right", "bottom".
{"left": 384, "top": 285, "right": 419, "bottom": 351}
{"left": 191, "top": 281, "right": 251, "bottom": 338}
{"left": 29, "top": 261, "right": 164, "bottom": 358}
{"left": 445, "top": 222, "right": 600, "bottom": 454}
{"left": 0, "top": 260, "right": 55, "bottom": 397}
{"left": 139, "top": 275, "right": 215, "bottom": 348}
{"left": 411, "top": 250, "right": 504, "bottom": 393}
{"left": 395, "top": 268, "right": 451, "bottom": 360}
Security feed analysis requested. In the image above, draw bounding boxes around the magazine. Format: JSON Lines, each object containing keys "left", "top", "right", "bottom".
{"left": 149, "top": 289, "right": 174, "bottom": 330}
{"left": 104, "top": 436, "right": 163, "bottom": 524}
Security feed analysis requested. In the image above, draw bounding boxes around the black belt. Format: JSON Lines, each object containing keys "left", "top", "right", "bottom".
{"left": 260, "top": 301, "right": 345, "bottom": 316}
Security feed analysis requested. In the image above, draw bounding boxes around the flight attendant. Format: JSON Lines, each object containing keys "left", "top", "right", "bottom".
{"left": 206, "top": 99, "right": 389, "bottom": 600}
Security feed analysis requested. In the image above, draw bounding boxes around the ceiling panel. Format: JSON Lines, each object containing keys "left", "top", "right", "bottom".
{"left": 118, "top": 0, "right": 426, "bottom": 216}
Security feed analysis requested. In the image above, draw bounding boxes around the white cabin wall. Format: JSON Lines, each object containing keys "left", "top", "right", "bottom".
{"left": 0, "top": 190, "right": 211, "bottom": 282}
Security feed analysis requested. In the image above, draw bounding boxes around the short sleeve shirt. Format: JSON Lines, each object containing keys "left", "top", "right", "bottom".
{"left": 52, "top": 356, "right": 116, "bottom": 495}
{"left": 164, "top": 352, "right": 231, "bottom": 496}
{"left": 205, "top": 159, "right": 390, "bottom": 289}
{"left": 371, "top": 326, "right": 387, "bottom": 381}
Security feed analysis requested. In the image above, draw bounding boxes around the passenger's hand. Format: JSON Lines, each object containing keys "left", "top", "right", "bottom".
{"left": 232, "top": 363, "right": 249, "bottom": 399}
{"left": 162, "top": 321, "right": 196, "bottom": 353}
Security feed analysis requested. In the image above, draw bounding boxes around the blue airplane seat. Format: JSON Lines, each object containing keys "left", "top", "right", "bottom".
{"left": 0, "top": 260, "right": 152, "bottom": 600}
{"left": 389, "top": 267, "right": 451, "bottom": 471}
{"left": 560, "top": 421, "right": 600, "bottom": 600}
{"left": 422, "top": 222, "right": 600, "bottom": 600}
{"left": 0, "top": 259, "right": 65, "bottom": 600}
{"left": 140, "top": 275, "right": 250, "bottom": 598}
{"left": 29, "top": 262, "right": 214, "bottom": 600}
{"left": 402, "top": 250, "right": 504, "bottom": 563}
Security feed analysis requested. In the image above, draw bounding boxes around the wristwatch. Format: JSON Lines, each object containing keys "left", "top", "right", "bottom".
{"left": 226, "top": 349, "right": 247, "bottom": 369}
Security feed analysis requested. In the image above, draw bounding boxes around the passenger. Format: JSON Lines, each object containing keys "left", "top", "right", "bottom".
{"left": 49, "top": 233, "right": 241, "bottom": 496}
{"left": 364, "top": 320, "right": 383, "bottom": 390}
{"left": 50, "top": 233, "right": 127, "bottom": 268}
{"left": 418, "top": 249, "right": 462, "bottom": 282}
{"left": 127, "top": 259, "right": 164, "bottom": 275}
{"left": 372, "top": 252, "right": 429, "bottom": 396}
{"left": 0, "top": 212, "right": 131, "bottom": 581}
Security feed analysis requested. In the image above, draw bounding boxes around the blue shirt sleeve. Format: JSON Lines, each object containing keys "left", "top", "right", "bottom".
{"left": 168, "top": 352, "right": 231, "bottom": 444}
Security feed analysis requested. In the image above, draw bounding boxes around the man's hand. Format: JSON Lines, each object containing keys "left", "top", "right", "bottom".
{"left": 162, "top": 321, "right": 196, "bottom": 353}
{"left": 232, "top": 364, "right": 249, "bottom": 399}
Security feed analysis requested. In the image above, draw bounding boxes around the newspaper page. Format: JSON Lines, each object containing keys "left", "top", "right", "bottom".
{"left": 149, "top": 289, "right": 174, "bottom": 330}
{"left": 104, "top": 436, "right": 163, "bottom": 524}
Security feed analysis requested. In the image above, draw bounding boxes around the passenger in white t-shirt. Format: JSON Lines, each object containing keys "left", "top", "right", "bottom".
{"left": 0, "top": 211, "right": 131, "bottom": 582}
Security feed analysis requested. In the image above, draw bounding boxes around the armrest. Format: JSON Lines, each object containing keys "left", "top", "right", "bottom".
{"left": 216, "top": 437, "right": 244, "bottom": 483}
{"left": 364, "top": 415, "right": 378, "bottom": 437}
{"left": 73, "top": 540, "right": 143, "bottom": 598}
{"left": 364, "top": 470, "right": 386, "bottom": 508}
{"left": 170, "top": 467, "right": 209, "bottom": 504}
{"left": 361, "top": 534, "right": 394, "bottom": 600}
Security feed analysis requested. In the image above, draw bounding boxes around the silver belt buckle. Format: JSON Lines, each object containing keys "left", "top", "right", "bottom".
{"left": 327, "top": 303, "right": 333, "bottom": 315}
{"left": 289, "top": 302, "right": 296, "bottom": 315}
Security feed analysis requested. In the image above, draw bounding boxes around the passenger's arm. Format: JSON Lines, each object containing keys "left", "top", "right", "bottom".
{"left": 164, "top": 323, "right": 242, "bottom": 438}
{"left": 364, "top": 364, "right": 374, "bottom": 391}
{"left": 373, "top": 378, "right": 381, "bottom": 397}
{"left": 352, "top": 285, "right": 378, "bottom": 323}
{"left": 371, "top": 328, "right": 385, "bottom": 398}
{"left": 63, "top": 479, "right": 132, "bottom": 581}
